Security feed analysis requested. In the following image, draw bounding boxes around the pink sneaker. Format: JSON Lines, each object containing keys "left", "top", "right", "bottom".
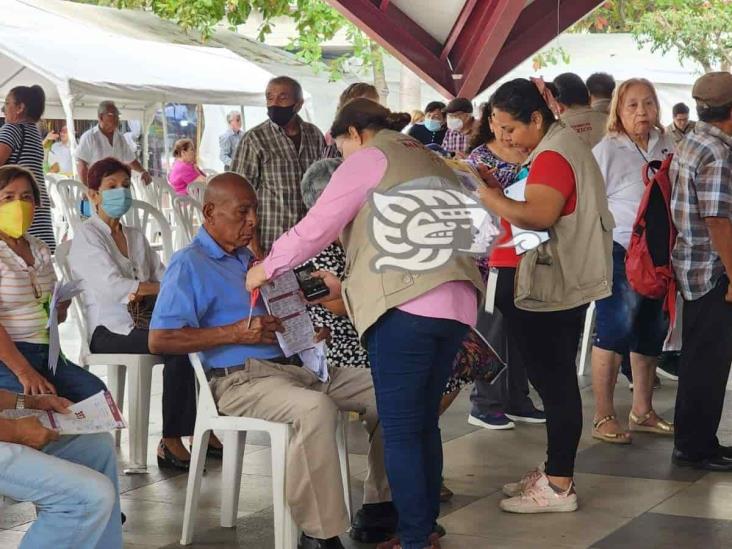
{"left": 499, "top": 473, "right": 578, "bottom": 514}
{"left": 502, "top": 465, "right": 544, "bottom": 497}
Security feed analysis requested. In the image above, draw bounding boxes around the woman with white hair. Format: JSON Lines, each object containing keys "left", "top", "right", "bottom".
{"left": 590, "top": 78, "right": 675, "bottom": 444}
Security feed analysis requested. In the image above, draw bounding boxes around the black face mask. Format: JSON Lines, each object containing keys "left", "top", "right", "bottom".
{"left": 267, "top": 104, "right": 297, "bottom": 127}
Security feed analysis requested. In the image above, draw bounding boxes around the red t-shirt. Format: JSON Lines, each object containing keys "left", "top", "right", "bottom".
{"left": 489, "top": 151, "right": 577, "bottom": 268}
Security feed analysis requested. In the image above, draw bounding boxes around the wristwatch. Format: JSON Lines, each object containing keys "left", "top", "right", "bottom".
{"left": 15, "top": 393, "right": 25, "bottom": 410}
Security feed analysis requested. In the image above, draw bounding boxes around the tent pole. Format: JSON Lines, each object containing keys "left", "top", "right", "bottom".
{"left": 59, "top": 91, "right": 77, "bottom": 178}
{"left": 160, "top": 102, "right": 168, "bottom": 176}
{"left": 196, "top": 104, "right": 203, "bottom": 164}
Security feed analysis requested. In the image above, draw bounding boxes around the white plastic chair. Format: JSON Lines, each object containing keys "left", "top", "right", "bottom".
{"left": 186, "top": 181, "right": 206, "bottom": 204}
{"left": 143, "top": 177, "right": 176, "bottom": 212}
{"left": 577, "top": 302, "right": 596, "bottom": 376}
{"left": 181, "top": 353, "right": 352, "bottom": 548}
{"left": 55, "top": 240, "right": 163, "bottom": 474}
{"left": 122, "top": 200, "right": 174, "bottom": 264}
{"left": 172, "top": 196, "right": 203, "bottom": 248}
{"left": 55, "top": 179, "right": 86, "bottom": 236}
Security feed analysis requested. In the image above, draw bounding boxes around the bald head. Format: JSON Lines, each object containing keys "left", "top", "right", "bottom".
{"left": 204, "top": 172, "right": 255, "bottom": 206}
{"left": 202, "top": 172, "right": 258, "bottom": 253}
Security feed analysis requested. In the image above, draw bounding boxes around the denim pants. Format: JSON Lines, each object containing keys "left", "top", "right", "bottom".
{"left": 0, "top": 342, "right": 107, "bottom": 402}
{"left": 0, "top": 433, "right": 122, "bottom": 549}
{"left": 366, "top": 309, "right": 468, "bottom": 549}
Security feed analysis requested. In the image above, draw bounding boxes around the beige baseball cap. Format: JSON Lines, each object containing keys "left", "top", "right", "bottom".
{"left": 692, "top": 72, "right": 732, "bottom": 108}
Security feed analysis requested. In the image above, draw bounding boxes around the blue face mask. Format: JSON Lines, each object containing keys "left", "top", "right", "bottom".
{"left": 424, "top": 118, "right": 442, "bottom": 132}
{"left": 101, "top": 187, "right": 132, "bottom": 218}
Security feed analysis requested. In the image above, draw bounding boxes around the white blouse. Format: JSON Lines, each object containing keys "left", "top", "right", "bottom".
{"left": 69, "top": 215, "right": 165, "bottom": 337}
{"left": 593, "top": 128, "right": 675, "bottom": 249}
{"left": 0, "top": 235, "right": 56, "bottom": 344}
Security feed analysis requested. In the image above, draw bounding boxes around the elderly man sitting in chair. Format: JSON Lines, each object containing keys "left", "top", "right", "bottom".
{"left": 148, "top": 173, "right": 393, "bottom": 549}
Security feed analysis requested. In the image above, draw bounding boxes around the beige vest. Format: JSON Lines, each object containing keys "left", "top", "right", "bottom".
{"left": 514, "top": 122, "right": 614, "bottom": 312}
{"left": 340, "top": 130, "right": 485, "bottom": 338}
{"left": 561, "top": 106, "right": 608, "bottom": 148}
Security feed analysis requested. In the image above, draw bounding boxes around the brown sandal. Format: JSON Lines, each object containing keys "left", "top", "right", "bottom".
{"left": 592, "top": 415, "right": 631, "bottom": 444}
{"left": 629, "top": 410, "right": 674, "bottom": 435}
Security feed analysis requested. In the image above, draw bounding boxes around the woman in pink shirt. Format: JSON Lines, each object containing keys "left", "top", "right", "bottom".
{"left": 247, "top": 99, "right": 484, "bottom": 549}
{"left": 168, "top": 139, "right": 206, "bottom": 196}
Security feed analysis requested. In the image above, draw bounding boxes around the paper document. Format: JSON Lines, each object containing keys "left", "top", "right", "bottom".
{"left": 503, "top": 177, "right": 550, "bottom": 254}
{"left": 299, "top": 340, "right": 329, "bottom": 383}
{"left": 0, "top": 391, "right": 126, "bottom": 434}
{"left": 261, "top": 271, "right": 317, "bottom": 357}
{"left": 46, "top": 281, "right": 84, "bottom": 374}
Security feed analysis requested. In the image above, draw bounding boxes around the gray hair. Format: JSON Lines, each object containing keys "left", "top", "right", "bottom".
{"left": 97, "top": 100, "right": 119, "bottom": 117}
{"left": 268, "top": 76, "right": 304, "bottom": 102}
{"left": 300, "top": 158, "right": 342, "bottom": 209}
{"left": 226, "top": 110, "right": 241, "bottom": 123}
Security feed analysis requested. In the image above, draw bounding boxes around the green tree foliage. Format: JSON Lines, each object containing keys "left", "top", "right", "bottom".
{"left": 101, "top": 0, "right": 386, "bottom": 84}
{"left": 574, "top": 0, "right": 732, "bottom": 72}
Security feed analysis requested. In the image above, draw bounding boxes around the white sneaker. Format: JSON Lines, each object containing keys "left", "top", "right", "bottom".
{"left": 502, "top": 465, "right": 544, "bottom": 497}
{"left": 499, "top": 473, "right": 578, "bottom": 514}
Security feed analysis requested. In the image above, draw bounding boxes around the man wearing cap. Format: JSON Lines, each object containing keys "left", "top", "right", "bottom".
{"left": 671, "top": 72, "right": 732, "bottom": 471}
{"left": 441, "top": 97, "right": 475, "bottom": 157}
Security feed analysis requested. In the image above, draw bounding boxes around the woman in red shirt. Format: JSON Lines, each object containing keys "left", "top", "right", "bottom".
{"left": 477, "top": 79, "right": 591, "bottom": 515}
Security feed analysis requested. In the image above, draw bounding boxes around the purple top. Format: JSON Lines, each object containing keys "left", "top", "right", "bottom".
{"left": 262, "top": 146, "right": 477, "bottom": 328}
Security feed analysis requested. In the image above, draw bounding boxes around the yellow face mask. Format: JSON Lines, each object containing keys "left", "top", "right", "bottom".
{"left": 0, "top": 200, "right": 34, "bottom": 239}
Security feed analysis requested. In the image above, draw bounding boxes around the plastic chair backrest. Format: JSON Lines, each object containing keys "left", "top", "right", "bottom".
{"left": 172, "top": 196, "right": 203, "bottom": 247}
{"left": 54, "top": 240, "right": 93, "bottom": 359}
{"left": 187, "top": 181, "right": 206, "bottom": 204}
{"left": 55, "top": 180, "right": 86, "bottom": 230}
{"left": 145, "top": 178, "right": 176, "bottom": 213}
{"left": 122, "top": 200, "right": 173, "bottom": 264}
{"left": 188, "top": 352, "right": 218, "bottom": 415}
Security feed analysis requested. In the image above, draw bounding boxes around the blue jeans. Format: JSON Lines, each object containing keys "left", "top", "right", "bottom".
{"left": 0, "top": 433, "right": 122, "bottom": 549}
{"left": 366, "top": 309, "right": 468, "bottom": 549}
{"left": 0, "top": 343, "right": 106, "bottom": 402}
{"left": 594, "top": 242, "right": 667, "bottom": 356}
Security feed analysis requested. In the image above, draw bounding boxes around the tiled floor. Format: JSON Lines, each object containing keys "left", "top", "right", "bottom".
{"left": 2, "top": 320, "right": 732, "bottom": 548}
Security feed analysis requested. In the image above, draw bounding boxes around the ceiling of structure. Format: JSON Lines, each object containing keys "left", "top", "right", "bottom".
{"left": 325, "top": 0, "right": 604, "bottom": 99}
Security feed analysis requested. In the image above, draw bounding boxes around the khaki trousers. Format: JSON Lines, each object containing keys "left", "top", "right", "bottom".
{"left": 209, "top": 359, "right": 391, "bottom": 539}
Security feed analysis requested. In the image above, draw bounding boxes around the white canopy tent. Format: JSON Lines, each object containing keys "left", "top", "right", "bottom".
{"left": 0, "top": 0, "right": 312, "bottom": 171}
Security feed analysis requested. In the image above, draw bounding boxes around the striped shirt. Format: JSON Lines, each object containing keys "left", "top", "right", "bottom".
{"left": 0, "top": 235, "right": 56, "bottom": 344}
{"left": 230, "top": 117, "right": 326, "bottom": 252}
{"left": 0, "top": 122, "right": 56, "bottom": 252}
{"left": 671, "top": 121, "right": 732, "bottom": 300}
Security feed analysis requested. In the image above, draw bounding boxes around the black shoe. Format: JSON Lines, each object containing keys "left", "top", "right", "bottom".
{"left": 206, "top": 445, "right": 223, "bottom": 459}
{"left": 121, "top": 512, "right": 126, "bottom": 525}
{"left": 433, "top": 522, "right": 446, "bottom": 538}
{"left": 672, "top": 448, "right": 732, "bottom": 471}
{"left": 349, "top": 502, "right": 398, "bottom": 543}
{"left": 157, "top": 441, "right": 190, "bottom": 471}
{"left": 298, "top": 533, "right": 345, "bottom": 549}
{"left": 658, "top": 352, "right": 680, "bottom": 381}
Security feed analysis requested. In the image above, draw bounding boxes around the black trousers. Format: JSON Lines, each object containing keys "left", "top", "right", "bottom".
{"left": 495, "top": 268, "right": 585, "bottom": 477}
{"left": 675, "top": 276, "right": 732, "bottom": 459}
{"left": 90, "top": 326, "right": 197, "bottom": 438}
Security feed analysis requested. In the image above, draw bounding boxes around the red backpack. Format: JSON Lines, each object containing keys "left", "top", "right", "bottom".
{"left": 625, "top": 155, "right": 677, "bottom": 315}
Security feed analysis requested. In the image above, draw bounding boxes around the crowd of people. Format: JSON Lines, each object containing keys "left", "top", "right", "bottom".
{"left": 0, "top": 66, "right": 731, "bottom": 549}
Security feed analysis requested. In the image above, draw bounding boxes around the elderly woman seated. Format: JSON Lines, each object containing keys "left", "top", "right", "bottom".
{"left": 0, "top": 165, "right": 105, "bottom": 400}
{"left": 168, "top": 138, "right": 206, "bottom": 196}
{"left": 69, "top": 157, "right": 219, "bottom": 470}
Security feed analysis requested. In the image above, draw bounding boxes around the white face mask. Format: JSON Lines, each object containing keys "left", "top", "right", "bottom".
{"left": 447, "top": 116, "right": 464, "bottom": 131}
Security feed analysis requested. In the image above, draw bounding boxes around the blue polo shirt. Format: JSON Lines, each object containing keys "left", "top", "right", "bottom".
{"left": 151, "top": 227, "right": 283, "bottom": 368}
